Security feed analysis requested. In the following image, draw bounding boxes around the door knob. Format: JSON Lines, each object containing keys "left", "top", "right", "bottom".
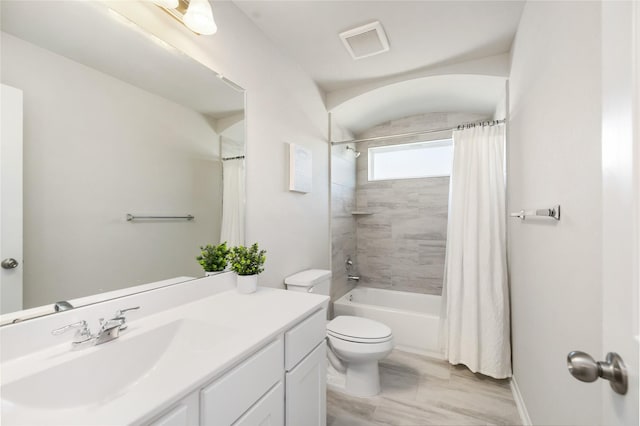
{"left": 1, "top": 258, "right": 19, "bottom": 269}
{"left": 567, "top": 351, "right": 628, "bottom": 395}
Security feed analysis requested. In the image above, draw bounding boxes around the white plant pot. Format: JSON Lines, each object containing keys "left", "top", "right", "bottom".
{"left": 237, "top": 274, "right": 258, "bottom": 294}
{"left": 205, "top": 271, "right": 221, "bottom": 277}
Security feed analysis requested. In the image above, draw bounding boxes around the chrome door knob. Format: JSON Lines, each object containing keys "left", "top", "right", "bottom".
{"left": 567, "top": 351, "right": 628, "bottom": 395}
{"left": 1, "top": 258, "right": 19, "bottom": 269}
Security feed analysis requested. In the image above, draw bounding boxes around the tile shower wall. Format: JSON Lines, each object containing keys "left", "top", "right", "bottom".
{"left": 355, "top": 112, "right": 489, "bottom": 295}
{"left": 331, "top": 128, "right": 358, "bottom": 303}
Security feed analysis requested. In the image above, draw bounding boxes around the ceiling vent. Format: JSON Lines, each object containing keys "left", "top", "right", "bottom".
{"left": 339, "top": 21, "right": 390, "bottom": 60}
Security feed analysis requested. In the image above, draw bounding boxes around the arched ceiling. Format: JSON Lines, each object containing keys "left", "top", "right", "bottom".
{"left": 234, "top": 0, "right": 524, "bottom": 93}
{"left": 331, "top": 74, "right": 506, "bottom": 135}
{"left": 233, "top": 1, "right": 519, "bottom": 135}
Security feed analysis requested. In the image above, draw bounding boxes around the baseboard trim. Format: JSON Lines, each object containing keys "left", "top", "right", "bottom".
{"left": 510, "top": 376, "right": 532, "bottom": 426}
{"left": 394, "top": 345, "right": 445, "bottom": 360}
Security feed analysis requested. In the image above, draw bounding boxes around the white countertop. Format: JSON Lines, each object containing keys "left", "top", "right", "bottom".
{"left": 1, "top": 286, "right": 328, "bottom": 425}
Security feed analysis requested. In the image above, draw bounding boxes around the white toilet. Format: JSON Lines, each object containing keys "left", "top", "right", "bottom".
{"left": 285, "top": 269, "right": 394, "bottom": 397}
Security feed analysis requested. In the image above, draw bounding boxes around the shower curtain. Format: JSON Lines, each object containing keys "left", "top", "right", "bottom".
{"left": 440, "top": 124, "right": 511, "bottom": 379}
{"left": 220, "top": 159, "right": 245, "bottom": 247}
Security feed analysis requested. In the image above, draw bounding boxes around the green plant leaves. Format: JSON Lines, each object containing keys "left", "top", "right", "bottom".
{"left": 196, "top": 242, "right": 230, "bottom": 272}
{"left": 197, "top": 242, "right": 267, "bottom": 275}
{"left": 227, "top": 243, "right": 267, "bottom": 276}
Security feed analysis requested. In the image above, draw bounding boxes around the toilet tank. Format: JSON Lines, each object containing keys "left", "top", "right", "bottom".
{"left": 284, "top": 269, "right": 332, "bottom": 295}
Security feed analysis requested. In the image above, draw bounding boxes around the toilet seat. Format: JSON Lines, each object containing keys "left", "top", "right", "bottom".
{"left": 327, "top": 316, "right": 392, "bottom": 344}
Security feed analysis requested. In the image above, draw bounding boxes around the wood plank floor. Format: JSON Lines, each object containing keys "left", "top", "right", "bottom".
{"left": 327, "top": 350, "right": 522, "bottom": 426}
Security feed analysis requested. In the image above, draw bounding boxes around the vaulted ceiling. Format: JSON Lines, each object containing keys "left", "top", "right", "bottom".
{"left": 234, "top": 0, "right": 524, "bottom": 133}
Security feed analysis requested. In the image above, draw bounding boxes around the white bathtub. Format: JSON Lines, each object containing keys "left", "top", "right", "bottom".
{"left": 333, "top": 287, "right": 443, "bottom": 358}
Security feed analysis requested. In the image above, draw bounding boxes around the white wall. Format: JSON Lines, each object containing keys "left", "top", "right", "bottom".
{"left": 108, "top": 1, "right": 331, "bottom": 288}
{"left": 1, "top": 33, "right": 222, "bottom": 307}
{"left": 508, "top": 2, "right": 603, "bottom": 424}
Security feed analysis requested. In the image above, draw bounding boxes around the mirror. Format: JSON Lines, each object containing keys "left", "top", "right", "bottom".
{"left": 0, "top": 1, "right": 245, "bottom": 324}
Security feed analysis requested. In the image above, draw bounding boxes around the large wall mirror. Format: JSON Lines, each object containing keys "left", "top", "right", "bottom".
{"left": 0, "top": 1, "right": 246, "bottom": 324}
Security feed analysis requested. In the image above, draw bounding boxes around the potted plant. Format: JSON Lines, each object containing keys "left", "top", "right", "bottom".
{"left": 227, "top": 243, "right": 266, "bottom": 293}
{"left": 196, "top": 242, "right": 230, "bottom": 276}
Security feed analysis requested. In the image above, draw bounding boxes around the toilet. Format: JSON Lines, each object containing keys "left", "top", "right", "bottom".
{"left": 285, "top": 269, "right": 394, "bottom": 397}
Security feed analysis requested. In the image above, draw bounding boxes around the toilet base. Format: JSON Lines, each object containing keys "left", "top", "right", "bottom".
{"left": 326, "top": 361, "right": 347, "bottom": 392}
{"left": 346, "top": 360, "right": 381, "bottom": 397}
{"left": 326, "top": 358, "right": 382, "bottom": 397}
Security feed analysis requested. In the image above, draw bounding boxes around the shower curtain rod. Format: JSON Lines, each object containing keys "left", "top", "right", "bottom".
{"left": 331, "top": 119, "right": 506, "bottom": 146}
{"left": 221, "top": 155, "right": 245, "bottom": 161}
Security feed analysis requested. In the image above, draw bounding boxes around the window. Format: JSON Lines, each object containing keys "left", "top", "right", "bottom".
{"left": 368, "top": 139, "right": 453, "bottom": 181}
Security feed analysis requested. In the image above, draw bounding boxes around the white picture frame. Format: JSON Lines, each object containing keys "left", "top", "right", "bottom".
{"left": 288, "top": 143, "right": 312, "bottom": 193}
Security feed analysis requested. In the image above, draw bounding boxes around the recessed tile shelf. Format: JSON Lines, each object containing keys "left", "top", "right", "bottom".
{"left": 351, "top": 211, "right": 374, "bottom": 216}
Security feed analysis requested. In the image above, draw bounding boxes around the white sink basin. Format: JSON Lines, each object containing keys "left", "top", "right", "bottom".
{"left": 2, "top": 319, "right": 232, "bottom": 410}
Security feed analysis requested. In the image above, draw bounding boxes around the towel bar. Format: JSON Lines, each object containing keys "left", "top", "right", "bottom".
{"left": 510, "top": 205, "right": 560, "bottom": 221}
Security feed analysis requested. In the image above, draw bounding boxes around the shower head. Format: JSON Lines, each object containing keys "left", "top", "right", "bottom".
{"left": 346, "top": 145, "right": 361, "bottom": 158}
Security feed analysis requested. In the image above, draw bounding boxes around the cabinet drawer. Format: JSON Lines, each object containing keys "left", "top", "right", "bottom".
{"left": 147, "top": 392, "right": 199, "bottom": 426}
{"left": 201, "top": 338, "right": 283, "bottom": 425}
{"left": 285, "top": 308, "right": 326, "bottom": 371}
{"left": 149, "top": 405, "right": 187, "bottom": 426}
{"left": 232, "top": 382, "right": 284, "bottom": 426}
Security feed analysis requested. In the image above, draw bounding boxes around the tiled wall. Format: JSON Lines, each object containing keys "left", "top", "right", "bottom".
{"left": 355, "top": 112, "right": 489, "bottom": 295}
{"left": 330, "top": 131, "right": 358, "bottom": 303}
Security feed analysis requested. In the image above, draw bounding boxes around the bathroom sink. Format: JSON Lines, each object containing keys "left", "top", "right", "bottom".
{"left": 1, "top": 318, "right": 232, "bottom": 410}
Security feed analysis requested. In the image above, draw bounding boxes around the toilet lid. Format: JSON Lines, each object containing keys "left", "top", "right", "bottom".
{"left": 326, "top": 316, "right": 392, "bottom": 341}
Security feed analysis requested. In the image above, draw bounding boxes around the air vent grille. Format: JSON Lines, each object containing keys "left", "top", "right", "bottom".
{"left": 339, "top": 21, "right": 389, "bottom": 60}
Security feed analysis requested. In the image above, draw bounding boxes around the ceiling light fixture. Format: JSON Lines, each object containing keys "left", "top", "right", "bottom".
{"left": 153, "top": 0, "right": 217, "bottom": 36}
{"left": 153, "top": 0, "right": 179, "bottom": 8}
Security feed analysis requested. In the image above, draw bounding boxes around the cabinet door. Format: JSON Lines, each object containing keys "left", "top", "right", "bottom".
{"left": 285, "top": 341, "right": 326, "bottom": 426}
{"left": 233, "top": 382, "right": 284, "bottom": 426}
{"left": 201, "top": 338, "right": 283, "bottom": 425}
{"left": 148, "top": 392, "right": 199, "bottom": 426}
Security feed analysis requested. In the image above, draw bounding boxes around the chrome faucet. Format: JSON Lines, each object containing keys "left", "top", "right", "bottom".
{"left": 345, "top": 256, "right": 359, "bottom": 281}
{"left": 54, "top": 301, "right": 74, "bottom": 312}
{"left": 51, "top": 306, "right": 140, "bottom": 348}
{"left": 94, "top": 306, "right": 139, "bottom": 344}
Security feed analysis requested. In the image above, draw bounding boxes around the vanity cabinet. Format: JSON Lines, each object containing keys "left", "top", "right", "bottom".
{"left": 149, "top": 393, "right": 199, "bottom": 426}
{"left": 2, "top": 282, "right": 329, "bottom": 426}
{"left": 200, "top": 338, "right": 284, "bottom": 425}
{"left": 285, "top": 341, "right": 326, "bottom": 426}
{"left": 283, "top": 308, "right": 327, "bottom": 426}
{"left": 233, "top": 382, "right": 284, "bottom": 426}
{"left": 145, "top": 308, "right": 326, "bottom": 426}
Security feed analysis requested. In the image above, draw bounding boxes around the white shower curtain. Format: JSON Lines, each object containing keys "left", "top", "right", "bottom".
{"left": 440, "top": 124, "right": 511, "bottom": 379}
{"left": 220, "top": 159, "right": 245, "bottom": 247}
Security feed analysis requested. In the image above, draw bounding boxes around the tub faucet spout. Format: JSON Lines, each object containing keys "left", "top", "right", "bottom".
{"left": 348, "top": 275, "right": 360, "bottom": 282}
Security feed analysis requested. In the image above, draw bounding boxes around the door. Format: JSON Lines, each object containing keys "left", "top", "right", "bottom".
{"left": 0, "top": 84, "right": 23, "bottom": 314}
{"left": 600, "top": 1, "right": 638, "bottom": 424}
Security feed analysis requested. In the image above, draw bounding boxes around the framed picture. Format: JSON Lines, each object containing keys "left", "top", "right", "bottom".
{"left": 289, "top": 143, "right": 312, "bottom": 193}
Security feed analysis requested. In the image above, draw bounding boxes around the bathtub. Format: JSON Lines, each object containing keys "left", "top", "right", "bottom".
{"left": 333, "top": 287, "right": 443, "bottom": 358}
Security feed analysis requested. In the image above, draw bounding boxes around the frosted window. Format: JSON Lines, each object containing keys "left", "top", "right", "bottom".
{"left": 368, "top": 139, "right": 453, "bottom": 181}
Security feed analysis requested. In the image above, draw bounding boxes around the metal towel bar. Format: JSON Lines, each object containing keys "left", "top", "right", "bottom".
{"left": 126, "top": 214, "right": 194, "bottom": 221}
{"left": 510, "top": 205, "right": 560, "bottom": 221}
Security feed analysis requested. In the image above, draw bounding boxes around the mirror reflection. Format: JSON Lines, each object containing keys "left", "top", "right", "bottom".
{"left": 0, "top": 1, "right": 245, "bottom": 322}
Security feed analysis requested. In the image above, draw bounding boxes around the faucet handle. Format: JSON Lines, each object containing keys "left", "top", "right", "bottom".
{"left": 113, "top": 306, "right": 140, "bottom": 330}
{"left": 51, "top": 320, "right": 93, "bottom": 344}
{"left": 51, "top": 320, "right": 87, "bottom": 336}
{"left": 115, "top": 306, "right": 140, "bottom": 317}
